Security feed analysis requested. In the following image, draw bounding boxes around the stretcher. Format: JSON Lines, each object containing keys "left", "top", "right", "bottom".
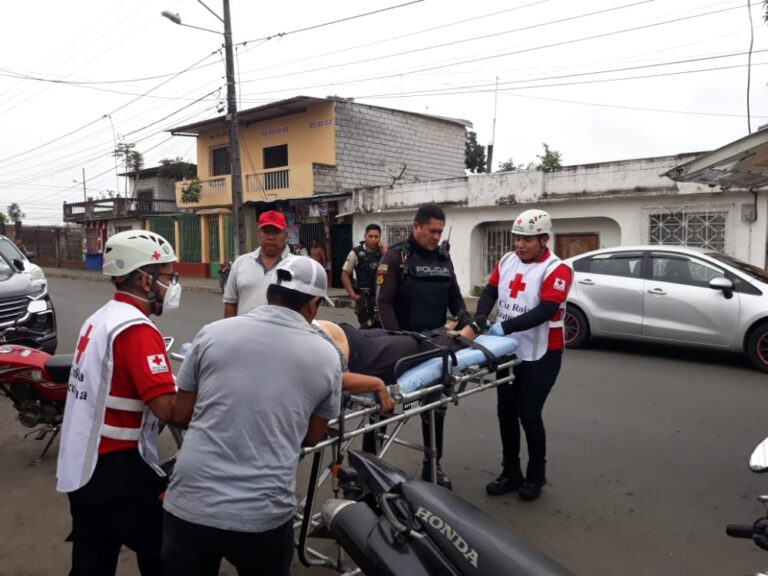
{"left": 296, "top": 333, "right": 521, "bottom": 571}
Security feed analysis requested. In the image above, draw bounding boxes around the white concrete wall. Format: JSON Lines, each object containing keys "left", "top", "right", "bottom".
{"left": 346, "top": 154, "right": 768, "bottom": 295}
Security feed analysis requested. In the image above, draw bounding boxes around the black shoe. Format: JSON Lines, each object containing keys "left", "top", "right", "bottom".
{"left": 421, "top": 462, "right": 453, "bottom": 490}
{"left": 518, "top": 477, "right": 547, "bottom": 501}
{"left": 485, "top": 471, "right": 523, "bottom": 496}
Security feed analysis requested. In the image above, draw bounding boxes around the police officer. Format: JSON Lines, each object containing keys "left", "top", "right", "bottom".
{"left": 341, "top": 223, "right": 386, "bottom": 328}
{"left": 376, "top": 204, "right": 470, "bottom": 489}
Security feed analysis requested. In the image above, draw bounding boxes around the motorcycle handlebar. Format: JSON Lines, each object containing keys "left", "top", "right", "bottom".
{"left": 726, "top": 523, "right": 755, "bottom": 539}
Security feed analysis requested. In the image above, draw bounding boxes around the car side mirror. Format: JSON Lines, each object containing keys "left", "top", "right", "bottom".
{"left": 750, "top": 437, "right": 768, "bottom": 472}
{"left": 709, "top": 276, "right": 733, "bottom": 299}
{"left": 12, "top": 258, "right": 25, "bottom": 272}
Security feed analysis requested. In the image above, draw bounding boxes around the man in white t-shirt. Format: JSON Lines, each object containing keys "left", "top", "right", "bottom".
{"left": 222, "top": 210, "right": 293, "bottom": 316}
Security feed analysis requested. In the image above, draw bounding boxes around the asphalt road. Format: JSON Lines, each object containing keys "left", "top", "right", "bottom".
{"left": 1, "top": 277, "right": 767, "bottom": 575}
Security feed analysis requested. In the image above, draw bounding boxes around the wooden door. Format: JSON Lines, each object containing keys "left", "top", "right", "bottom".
{"left": 555, "top": 233, "right": 599, "bottom": 259}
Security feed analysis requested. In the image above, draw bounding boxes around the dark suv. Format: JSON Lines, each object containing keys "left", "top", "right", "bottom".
{"left": 0, "top": 251, "right": 56, "bottom": 353}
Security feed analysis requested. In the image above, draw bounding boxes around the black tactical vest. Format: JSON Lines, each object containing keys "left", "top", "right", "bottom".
{"left": 391, "top": 240, "right": 454, "bottom": 332}
{"left": 353, "top": 243, "right": 382, "bottom": 291}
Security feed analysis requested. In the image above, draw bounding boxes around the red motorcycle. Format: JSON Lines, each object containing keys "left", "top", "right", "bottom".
{"left": 0, "top": 331, "right": 177, "bottom": 461}
{"left": 0, "top": 327, "right": 72, "bottom": 461}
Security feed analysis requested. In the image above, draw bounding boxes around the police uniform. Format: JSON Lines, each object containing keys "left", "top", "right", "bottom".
{"left": 375, "top": 236, "right": 466, "bottom": 487}
{"left": 342, "top": 242, "right": 383, "bottom": 328}
{"left": 57, "top": 293, "right": 176, "bottom": 576}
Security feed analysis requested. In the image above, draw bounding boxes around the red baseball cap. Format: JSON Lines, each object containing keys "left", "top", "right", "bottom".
{"left": 258, "top": 210, "right": 286, "bottom": 230}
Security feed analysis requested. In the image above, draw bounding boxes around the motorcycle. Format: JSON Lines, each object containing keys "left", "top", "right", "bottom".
{"left": 0, "top": 330, "right": 176, "bottom": 461}
{"left": 727, "top": 437, "right": 768, "bottom": 575}
{"left": 0, "top": 326, "right": 72, "bottom": 461}
{"left": 298, "top": 446, "right": 576, "bottom": 575}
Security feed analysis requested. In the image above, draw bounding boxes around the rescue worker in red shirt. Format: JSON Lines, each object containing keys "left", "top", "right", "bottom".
{"left": 475, "top": 209, "right": 573, "bottom": 501}
{"left": 56, "top": 230, "right": 192, "bottom": 576}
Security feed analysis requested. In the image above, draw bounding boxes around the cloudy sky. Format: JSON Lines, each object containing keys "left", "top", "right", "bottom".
{"left": 2, "top": 0, "right": 768, "bottom": 223}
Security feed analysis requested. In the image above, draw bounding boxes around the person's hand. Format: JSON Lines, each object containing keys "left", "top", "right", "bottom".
{"left": 351, "top": 293, "right": 361, "bottom": 302}
{"left": 376, "top": 384, "right": 395, "bottom": 413}
{"left": 488, "top": 322, "right": 505, "bottom": 337}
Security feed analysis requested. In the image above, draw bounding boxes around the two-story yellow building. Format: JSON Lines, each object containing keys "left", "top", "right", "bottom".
{"left": 166, "top": 95, "right": 469, "bottom": 284}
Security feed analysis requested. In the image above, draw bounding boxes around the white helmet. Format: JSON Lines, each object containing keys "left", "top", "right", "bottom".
{"left": 512, "top": 209, "right": 552, "bottom": 236}
{"left": 102, "top": 230, "right": 177, "bottom": 277}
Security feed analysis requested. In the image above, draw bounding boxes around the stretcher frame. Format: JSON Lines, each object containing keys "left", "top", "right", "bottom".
{"left": 295, "top": 348, "right": 520, "bottom": 573}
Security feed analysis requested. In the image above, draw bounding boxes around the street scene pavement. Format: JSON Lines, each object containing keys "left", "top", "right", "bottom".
{"left": 1, "top": 275, "right": 767, "bottom": 575}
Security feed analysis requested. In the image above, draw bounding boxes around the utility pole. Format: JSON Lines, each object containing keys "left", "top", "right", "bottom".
{"left": 223, "top": 0, "right": 244, "bottom": 257}
{"left": 487, "top": 76, "right": 499, "bottom": 173}
{"left": 81, "top": 168, "right": 87, "bottom": 203}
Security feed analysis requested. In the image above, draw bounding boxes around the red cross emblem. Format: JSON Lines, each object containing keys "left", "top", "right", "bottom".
{"left": 508, "top": 273, "right": 527, "bottom": 298}
{"left": 152, "top": 355, "right": 163, "bottom": 366}
{"left": 76, "top": 324, "right": 93, "bottom": 363}
{"left": 151, "top": 251, "right": 161, "bottom": 260}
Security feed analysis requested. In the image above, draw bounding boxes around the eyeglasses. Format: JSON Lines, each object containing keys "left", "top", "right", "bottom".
{"left": 154, "top": 271, "right": 181, "bottom": 286}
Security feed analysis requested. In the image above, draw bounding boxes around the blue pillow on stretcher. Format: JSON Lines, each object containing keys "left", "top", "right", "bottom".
{"left": 395, "top": 335, "right": 518, "bottom": 394}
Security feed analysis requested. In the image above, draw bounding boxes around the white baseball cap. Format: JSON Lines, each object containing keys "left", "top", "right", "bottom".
{"left": 274, "top": 256, "right": 335, "bottom": 307}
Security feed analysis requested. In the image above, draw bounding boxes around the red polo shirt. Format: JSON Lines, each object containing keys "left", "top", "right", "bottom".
{"left": 99, "top": 293, "right": 176, "bottom": 455}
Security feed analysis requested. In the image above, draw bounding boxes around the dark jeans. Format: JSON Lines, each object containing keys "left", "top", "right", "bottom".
{"left": 67, "top": 450, "right": 166, "bottom": 576}
{"left": 162, "top": 511, "right": 294, "bottom": 576}
{"left": 497, "top": 350, "right": 562, "bottom": 481}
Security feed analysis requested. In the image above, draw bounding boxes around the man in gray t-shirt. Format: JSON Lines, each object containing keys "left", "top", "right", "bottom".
{"left": 163, "top": 256, "right": 341, "bottom": 576}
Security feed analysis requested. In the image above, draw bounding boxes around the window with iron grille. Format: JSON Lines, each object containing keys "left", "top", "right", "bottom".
{"left": 383, "top": 222, "right": 410, "bottom": 246}
{"left": 481, "top": 223, "right": 515, "bottom": 279}
{"left": 211, "top": 146, "right": 230, "bottom": 176}
{"left": 644, "top": 205, "right": 729, "bottom": 252}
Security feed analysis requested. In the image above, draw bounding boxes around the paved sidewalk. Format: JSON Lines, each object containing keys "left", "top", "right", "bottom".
{"left": 43, "top": 267, "right": 478, "bottom": 312}
{"left": 43, "top": 266, "right": 356, "bottom": 307}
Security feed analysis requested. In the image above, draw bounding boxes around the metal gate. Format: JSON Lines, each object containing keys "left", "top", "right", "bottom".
{"left": 482, "top": 222, "right": 514, "bottom": 278}
{"left": 147, "top": 216, "right": 175, "bottom": 246}
{"left": 207, "top": 214, "right": 220, "bottom": 263}
{"left": 178, "top": 214, "right": 201, "bottom": 263}
{"left": 221, "top": 214, "right": 235, "bottom": 262}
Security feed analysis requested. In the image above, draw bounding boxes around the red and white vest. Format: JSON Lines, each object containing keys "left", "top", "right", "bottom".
{"left": 497, "top": 252, "right": 567, "bottom": 361}
{"left": 56, "top": 300, "right": 165, "bottom": 493}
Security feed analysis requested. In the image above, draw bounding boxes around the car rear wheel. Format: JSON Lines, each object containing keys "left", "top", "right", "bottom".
{"left": 564, "top": 307, "right": 590, "bottom": 348}
{"left": 747, "top": 323, "right": 768, "bottom": 373}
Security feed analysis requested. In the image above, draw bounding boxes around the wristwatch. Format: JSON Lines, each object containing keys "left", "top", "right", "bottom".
{"left": 468, "top": 321, "right": 482, "bottom": 335}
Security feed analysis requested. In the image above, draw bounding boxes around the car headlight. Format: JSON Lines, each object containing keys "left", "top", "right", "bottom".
{"left": 27, "top": 299, "right": 49, "bottom": 313}
{"left": 29, "top": 267, "right": 45, "bottom": 281}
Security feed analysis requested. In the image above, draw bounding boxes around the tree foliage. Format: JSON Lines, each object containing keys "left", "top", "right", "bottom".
{"left": 113, "top": 142, "right": 144, "bottom": 197}
{"left": 536, "top": 143, "right": 562, "bottom": 170}
{"left": 7, "top": 203, "right": 24, "bottom": 223}
{"left": 465, "top": 130, "right": 487, "bottom": 173}
{"left": 158, "top": 157, "right": 197, "bottom": 181}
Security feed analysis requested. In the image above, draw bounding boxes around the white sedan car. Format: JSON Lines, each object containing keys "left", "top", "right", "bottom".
{"left": 563, "top": 245, "right": 768, "bottom": 372}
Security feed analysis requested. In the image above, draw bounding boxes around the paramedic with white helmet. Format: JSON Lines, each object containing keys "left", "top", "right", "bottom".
{"left": 57, "top": 229, "right": 190, "bottom": 576}
{"left": 475, "top": 209, "right": 573, "bottom": 501}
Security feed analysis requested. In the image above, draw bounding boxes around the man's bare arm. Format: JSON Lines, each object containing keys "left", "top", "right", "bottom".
{"left": 224, "top": 303, "right": 238, "bottom": 318}
{"left": 303, "top": 415, "right": 329, "bottom": 447}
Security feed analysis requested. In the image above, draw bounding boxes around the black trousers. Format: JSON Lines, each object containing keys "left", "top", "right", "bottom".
{"left": 497, "top": 350, "right": 562, "bottom": 481}
{"left": 67, "top": 450, "right": 166, "bottom": 576}
{"left": 162, "top": 511, "right": 294, "bottom": 576}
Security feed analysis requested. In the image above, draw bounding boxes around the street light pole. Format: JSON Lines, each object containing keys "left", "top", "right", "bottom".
{"left": 222, "top": 0, "right": 244, "bottom": 258}
{"left": 162, "top": 0, "right": 245, "bottom": 257}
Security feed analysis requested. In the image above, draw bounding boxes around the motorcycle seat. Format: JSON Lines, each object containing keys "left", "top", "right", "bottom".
{"left": 44, "top": 354, "right": 74, "bottom": 384}
{"left": 400, "top": 480, "right": 574, "bottom": 576}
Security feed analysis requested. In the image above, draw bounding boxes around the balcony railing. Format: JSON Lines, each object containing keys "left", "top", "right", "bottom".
{"left": 63, "top": 197, "right": 178, "bottom": 222}
{"left": 175, "top": 176, "right": 232, "bottom": 208}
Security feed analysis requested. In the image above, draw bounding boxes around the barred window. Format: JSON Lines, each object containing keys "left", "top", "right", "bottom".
{"left": 482, "top": 222, "right": 515, "bottom": 279}
{"left": 645, "top": 205, "right": 728, "bottom": 252}
{"left": 383, "top": 222, "right": 411, "bottom": 246}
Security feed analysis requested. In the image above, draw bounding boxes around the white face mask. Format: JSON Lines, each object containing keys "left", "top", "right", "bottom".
{"left": 157, "top": 280, "right": 182, "bottom": 311}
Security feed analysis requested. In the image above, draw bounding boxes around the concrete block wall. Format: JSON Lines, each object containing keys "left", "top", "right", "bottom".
{"left": 312, "top": 163, "right": 337, "bottom": 194}
{"left": 334, "top": 101, "right": 465, "bottom": 191}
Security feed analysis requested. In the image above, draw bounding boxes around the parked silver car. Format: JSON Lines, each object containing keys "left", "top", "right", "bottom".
{"left": 563, "top": 245, "right": 768, "bottom": 372}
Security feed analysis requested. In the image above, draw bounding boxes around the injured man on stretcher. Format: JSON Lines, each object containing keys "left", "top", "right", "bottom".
{"left": 313, "top": 320, "right": 511, "bottom": 414}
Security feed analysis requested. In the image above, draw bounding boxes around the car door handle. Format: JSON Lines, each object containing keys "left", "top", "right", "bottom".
{"left": 647, "top": 288, "right": 667, "bottom": 295}
{"left": 578, "top": 279, "right": 595, "bottom": 285}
